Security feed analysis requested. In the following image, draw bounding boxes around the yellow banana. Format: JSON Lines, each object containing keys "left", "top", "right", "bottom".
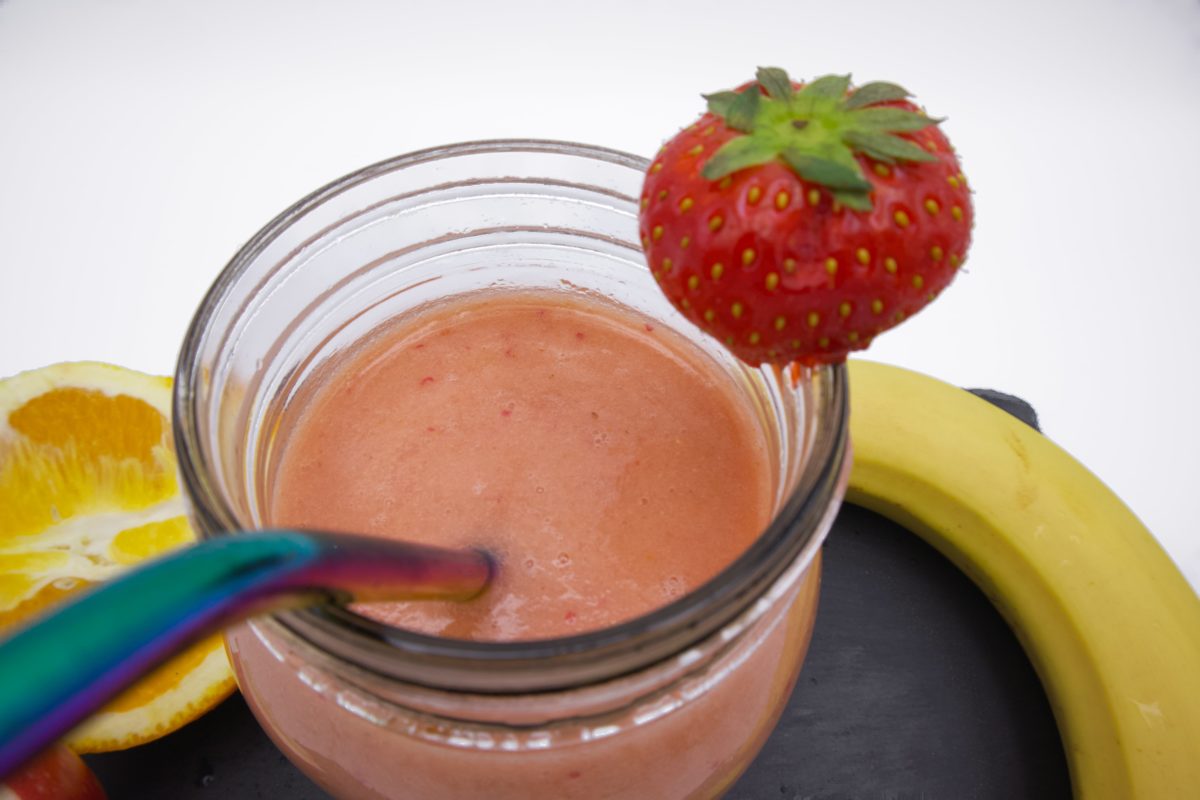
{"left": 845, "top": 359, "right": 1200, "bottom": 799}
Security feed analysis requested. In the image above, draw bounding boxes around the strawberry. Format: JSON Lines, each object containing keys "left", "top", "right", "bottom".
{"left": 639, "top": 67, "right": 973, "bottom": 366}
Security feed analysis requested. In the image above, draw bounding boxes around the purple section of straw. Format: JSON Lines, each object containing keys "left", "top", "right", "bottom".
{"left": 278, "top": 535, "right": 495, "bottom": 601}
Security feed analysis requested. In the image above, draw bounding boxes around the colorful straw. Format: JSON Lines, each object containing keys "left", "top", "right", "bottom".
{"left": 0, "top": 530, "right": 494, "bottom": 779}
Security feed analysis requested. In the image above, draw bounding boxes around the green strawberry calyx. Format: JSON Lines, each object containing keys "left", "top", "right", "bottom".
{"left": 701, "top": 67, "right": 941, "bottom": 211}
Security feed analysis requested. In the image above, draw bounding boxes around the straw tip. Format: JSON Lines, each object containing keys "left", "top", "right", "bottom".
{"left": 475, "top": 548, "right": 500, "bottom": 597}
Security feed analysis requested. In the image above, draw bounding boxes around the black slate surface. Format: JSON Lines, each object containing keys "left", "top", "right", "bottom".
{"left": 727, "top": 504, "right": 1070, "bottom": 799}
{"left": 85, "top": 391, "right": 1072, "bottom": 798}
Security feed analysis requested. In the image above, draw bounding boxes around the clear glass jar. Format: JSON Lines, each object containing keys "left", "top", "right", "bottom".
{"left": 173, "top": 140, "right": 850, "bottom": 799}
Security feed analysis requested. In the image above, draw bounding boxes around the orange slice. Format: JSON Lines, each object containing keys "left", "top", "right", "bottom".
{"left": 0, "top": 362, "right": 235, "bottom": 753}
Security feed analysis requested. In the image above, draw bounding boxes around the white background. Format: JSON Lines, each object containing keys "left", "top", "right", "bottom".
{"left": 1, "top": 0, "right": 1197, "bottom": 591}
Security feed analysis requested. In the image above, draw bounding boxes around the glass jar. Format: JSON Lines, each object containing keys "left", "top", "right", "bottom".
{"left": 173, "top": 140, "right": 850, "bottom": 799}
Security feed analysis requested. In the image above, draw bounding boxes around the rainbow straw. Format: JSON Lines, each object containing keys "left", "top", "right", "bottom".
{"left": 0, "top": 530, "right": 494, "bottom": 780}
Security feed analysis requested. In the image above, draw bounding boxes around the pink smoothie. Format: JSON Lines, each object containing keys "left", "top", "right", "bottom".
{"left": 232, "top": 288, "right": 824, "bottom": 799}
{"left": 268, "top": 289, "right": 774, "bottom": 640}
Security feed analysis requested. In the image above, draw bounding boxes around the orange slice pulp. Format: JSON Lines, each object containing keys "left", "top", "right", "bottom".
{"left": 0, "top": 362, "right": 235, "bottom": 752}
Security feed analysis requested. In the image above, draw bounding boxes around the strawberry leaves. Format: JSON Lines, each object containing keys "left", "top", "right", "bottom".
{"left": 703, "top": 136, "right": 780, "bottom": 179}
{"left": 844, "top": 131, "right": 935, "bottom": 164}
{"left": 842, "top": 81, "right": 910, "bottom": 110}
{"left": 781, "top": 151, "right": 872, "bottom": 193}
{"left": 797, "top": 73, "right": 851, "bottom": 100}
{"left": 851, "top": 106, "right": 942, "bottom": 132}
{"left": 704, "top": 90, "right": 760, "bottom": 132}
{"left": 700, "top": 67, "right": 941, "bottom": 211}
{"left": 755, "top": 66, "right": 795, "bottom": 101}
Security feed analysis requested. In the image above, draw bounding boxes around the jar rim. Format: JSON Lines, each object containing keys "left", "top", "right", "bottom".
{"left": 173, "top": 138, "right": 850, "bottom": 694}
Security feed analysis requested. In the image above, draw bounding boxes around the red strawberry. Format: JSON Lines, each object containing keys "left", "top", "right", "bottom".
{"left": 639, "top": 67, "right": 973, "bottom": 366}
{"left": 2, "top": 746, "right": 107, "bottom": 800}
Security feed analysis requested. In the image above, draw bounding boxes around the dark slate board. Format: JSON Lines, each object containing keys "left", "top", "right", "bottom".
{"left": 727, "top": 503, "right": 1070, "bottom": 799}
{"left": 86, "top": 391, "right": 1071, "bottom": 799}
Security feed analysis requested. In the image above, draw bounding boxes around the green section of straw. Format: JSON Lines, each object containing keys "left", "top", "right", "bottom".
{"left": 0, "top": 532, "right": 330, "bottom": 777}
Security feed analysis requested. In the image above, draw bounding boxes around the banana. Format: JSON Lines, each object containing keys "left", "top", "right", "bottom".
{"left": 844, "top": 359, "right": 1200, "bottom": 799}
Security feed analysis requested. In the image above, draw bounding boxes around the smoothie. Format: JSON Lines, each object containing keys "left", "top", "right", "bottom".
{"left": 226, "top": 287, "right": 824, "bottom": 799}
{"left": 268, "top": 289, "right": 774, "bottom": 640}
